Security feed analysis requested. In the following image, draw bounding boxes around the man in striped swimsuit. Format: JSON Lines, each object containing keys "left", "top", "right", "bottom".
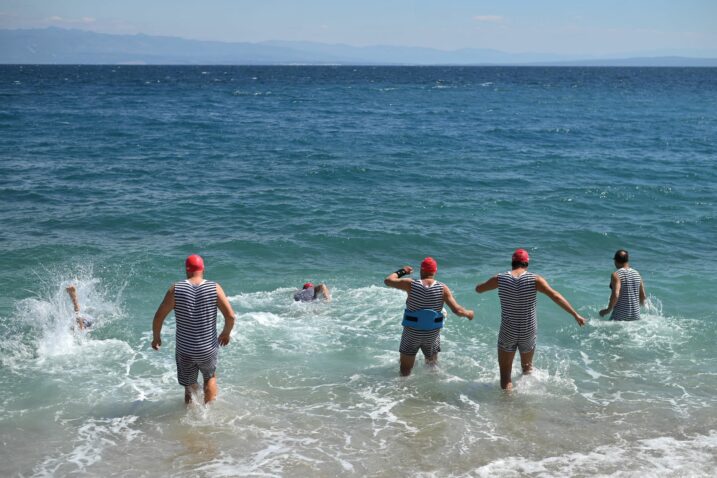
{"left": 152, "top": 254, "right": 236, "bottom": 404}
{"left": 476, "top": 249, "right": 586, "bottom": 390}
{"left": 385, "top": 257, "right": 474, "bottom": 376}
{"left": 599, "top": 249, "right": 647, "bottom": 321}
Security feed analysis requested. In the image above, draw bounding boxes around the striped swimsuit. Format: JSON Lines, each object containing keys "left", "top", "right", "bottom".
{"left": 174, "top": 279, "right": 219, "bottom": 386}
{"left": 400, "top": 279, "right": 444, "bottom": 357}
{"left": 497, "top": 271, "right": 537, "bottom": 353}
{"left": 610, "top": 268, "right": 642, "bottom": 321}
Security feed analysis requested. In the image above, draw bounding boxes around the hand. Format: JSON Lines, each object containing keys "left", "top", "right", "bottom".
{"left": 151, "top": 337, "right": 161, "bottom": 350}
{"left": 465, "top": 310, "right": 475, "bottom": 321}
{"left": 403, "top": 266, "right": 413, "bottom": 274}
{"left": 218, "top": 330, "right": 231, "bottom": 346}
{"left": 575, "top": 315, "right": 587, "bottom": 327}
{"left": 599, "top": 308, "right": 609, "bottom": 317}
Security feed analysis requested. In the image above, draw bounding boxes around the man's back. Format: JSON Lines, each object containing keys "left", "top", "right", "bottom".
{"left": 497, "top": 271, "right": 537, "bottom": 328}
{"left": 174, "top": 279, "right": 218, "bottom": 358}
{"left": 611, "top": 268, "right": 642, "bottom": 321}
{"left": 406, "top": 279, "right": 444, "bottom": 312}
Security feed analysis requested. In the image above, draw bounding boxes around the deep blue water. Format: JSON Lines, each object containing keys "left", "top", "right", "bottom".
{"left": 0, "top": 66, "right": 716, "bottom": 476}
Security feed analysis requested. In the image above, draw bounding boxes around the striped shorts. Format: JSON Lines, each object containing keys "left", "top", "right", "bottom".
{"left": 497, "top": 326, "right": 536, "bottom": 354}
{"left": 399, "top": 327, "right": 441, "bottom": 357}
{"left": 176, "top": 349, "right": 218, "bottom": 386}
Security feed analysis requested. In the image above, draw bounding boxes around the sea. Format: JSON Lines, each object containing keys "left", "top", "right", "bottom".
{"left": 1, "top": 65, "right": 715, "bottom": 477}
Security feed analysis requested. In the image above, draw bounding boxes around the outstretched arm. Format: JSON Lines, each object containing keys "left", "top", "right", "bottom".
{"left": 535, "top": 276, "right": 586, "bottom": 326}
{"left": 475, "top": 276, "right": 499, "bottom": 294}
{"left": 152, "top": 285, "right": 175, "bottom": 350}
{"left": 599, "top": 272, "right": 620, "bottom": 317}
{"left": 443, "top": 285, "right": 474, "bottom": 320}
{"left": 216, "top": 284, "right": 236, "bottom": 346}
{"left": 384, "top": 266, "right": 414, "bottom": 292}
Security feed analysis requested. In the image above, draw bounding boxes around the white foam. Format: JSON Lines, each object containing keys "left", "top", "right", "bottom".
{"left": 472, "top": 431, "right": 717, "bottom": 478}
{"left": 2, "top": 270, "right": 126, "bottom": 372}
{"left": 33, "top": 415, "right": 141, "bottom": 475}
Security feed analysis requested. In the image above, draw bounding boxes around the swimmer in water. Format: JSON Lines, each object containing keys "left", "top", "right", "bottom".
{"left": 152, "top": 254, "right": 236, "bottom": 404}
{"left": 66, "top": 285, "right": 94, "bottom": 330}
{"left": 293, "top": 282, "right": 331, "bottom": 302}
{"left": 599, "top": 249, "right": 647, "bottom": 321}
{"left": 385, "top": 257, "right": 474, "bottom": 376}
{"left": 475, "top": 249, "right": 586, "bottom": 390}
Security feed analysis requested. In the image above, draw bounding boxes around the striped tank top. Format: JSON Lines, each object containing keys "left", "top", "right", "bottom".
{"left": 406, "top": 279, "right": 444, "bottom": 312}
{"left": 497, "top": 271, "right": 537, "bottom": 335}
{"left": 174, "top": 279, "right": 218, "bottom": 358}
{"left": 611, "top": 268, "right": 642, "bottom": 321}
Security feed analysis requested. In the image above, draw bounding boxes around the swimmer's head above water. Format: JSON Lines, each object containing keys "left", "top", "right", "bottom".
{"left": 613, "top": 249, "right": 629, "bottom": 266}
{"left": 185, "top": 254, "right": 204, "bottom": 278}
{"left": 420, "top": 257, "right": 438, "bottom": 279}
{"left": 511, "top": 248, "right": 530, "bottom": 269}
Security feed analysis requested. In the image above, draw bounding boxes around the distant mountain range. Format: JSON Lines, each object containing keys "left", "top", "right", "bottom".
{"left": 1, "top": 27, "right": 716, "bottom": 66}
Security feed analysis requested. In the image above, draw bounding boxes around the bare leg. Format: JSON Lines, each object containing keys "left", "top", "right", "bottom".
{"left": 400, "top": 353, "right": 416, "bottom": 376}
{"left": 203, "top": 377, "right": 218, "bottom": 403}
{"left": 520, "top": 349, "right": 535, "bottom": 375}
{"left": 425, "top": 352, "right": 438, "bottom": 367}
{"left": 498, "top": 348, "right": 517, "bottom": 390}
{"left": 185, "top": 383, "right": 200, "bottom": 404}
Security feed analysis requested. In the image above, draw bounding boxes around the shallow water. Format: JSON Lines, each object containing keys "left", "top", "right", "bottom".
{"left": 1, "top": 66, "right": 716, "bottom": 476}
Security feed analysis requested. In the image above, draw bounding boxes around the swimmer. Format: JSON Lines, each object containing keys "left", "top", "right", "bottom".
{"left": 599, "top": 249, "right": 647, "bottom": 321}
{"left": 385, "top": 257, "right": 474, "bottom": 376}
{"left": 475, "top": 249, "right": 586, "bottom": 390}
{"left": 65, "top": 285, "right": 94, "bottom": 330}
{"left": 293, "top": 282, "right": 331, "bottom": 302}
{"left": 151, "top": 254, "right": 236, "bottom": 404}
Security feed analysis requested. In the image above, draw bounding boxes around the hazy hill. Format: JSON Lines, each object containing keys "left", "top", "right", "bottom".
{"left": 1, "top": 27, "right": 716, "bottom": 66}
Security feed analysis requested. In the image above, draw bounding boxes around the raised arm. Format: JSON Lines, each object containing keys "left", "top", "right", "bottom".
{"left": 599, "top": 272, "right": 620, "bottom": 317}
{"left": 384, "top": 266, "right": 414, "bottom": 292}
{"left": 535, "top": 276, "right": 586, "bottom": 326}
{"left": 151, "top": 285, "right": 175, "bottom": 350}
{"left": 216, "top": 283, "right": 236, "bottom": 346}
{"left": 475, "top": 276, "right": 499, "bottom": 294}
{"left": 66, "top": 285, "right": 86, "bottom": 329}
{"left": 66, "top": 285, "right": 81, "bottom": 313}
{"left": 443, "top": 285, "right": 474, "bottom": 320}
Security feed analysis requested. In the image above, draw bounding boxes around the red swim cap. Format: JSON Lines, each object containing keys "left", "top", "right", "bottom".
{"left": 303, "top": 282, "right": 314, "bottom": 289}
{"left": 421, "top": 257, "right": 438, "bottom": 274}
{"left": 185, "top": 254, "right": 205, "bottom": 273}
{"left": 512, "top": 249, "right": 530, "bottom": 263}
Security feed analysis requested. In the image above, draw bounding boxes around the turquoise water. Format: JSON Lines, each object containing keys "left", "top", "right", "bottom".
{"left": 1, "top": 66, "right": 716, "bottom": 476}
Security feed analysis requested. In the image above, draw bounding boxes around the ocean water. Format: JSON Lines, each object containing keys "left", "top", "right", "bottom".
{"left": 1, "top": 65, "right": 716, "bottom": 477}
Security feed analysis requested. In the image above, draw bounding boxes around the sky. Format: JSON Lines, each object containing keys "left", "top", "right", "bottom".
{"left": 1, "top": 0, "right": 715, "bottom": 56}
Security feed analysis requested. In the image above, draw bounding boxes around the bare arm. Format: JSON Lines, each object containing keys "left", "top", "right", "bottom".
{"left": 443, "top": 285, "right": 474, "bottom": 320}
{"left": 66, "top": 285, "right": 81, "bottom": 313}
{"left": 535, "top": 276, "right": 586, "bottom": 326}
{"left": 151, "top": 285, "right": 175, "bottom": 350}
{"left": 384, "top": 266, "right": 414, "bottom": 292}
{"left": 66, "top": 285, "right": 85, "bottom": 330}
{"left": 315, "top": 284, "right": 331, "bottom": 302}
{"left": 216, "top": 283, "right": 236, "bottom": 346}
{"left": 599, "top": 272, "right": 620, "bottom": 317}
{"left": 475, "top": 276, "right": 499, "bottom": 294}
{"left": 639, "top": 280, "right": 647, "bottom": 306}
